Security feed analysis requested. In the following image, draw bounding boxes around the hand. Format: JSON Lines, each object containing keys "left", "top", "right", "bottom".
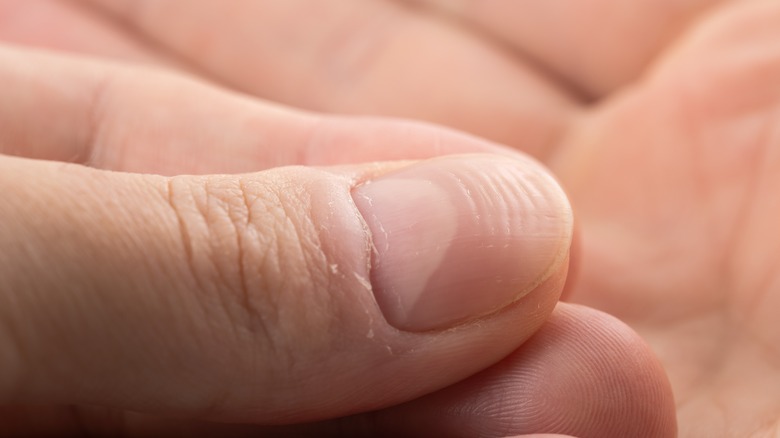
{"left": 553, "top": 3, "right": 780, "bottom": 436}
{"left": 0, "top": 15, "right": 671, "bottom": 438}
{"left": 3, "top": 0, "right": 778, "bottom": 436}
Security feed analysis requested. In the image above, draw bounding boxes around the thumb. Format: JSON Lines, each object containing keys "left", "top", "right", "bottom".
{"left": 0, "top": 153, "right": 572, "bottom": 423}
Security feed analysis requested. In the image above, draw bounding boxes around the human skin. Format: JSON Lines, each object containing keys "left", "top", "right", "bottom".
{"left": 0, "top": 46, "right": 672, "bottom": 437}
{"left": 0, "top": 0, "right": 778, "bottom": 436}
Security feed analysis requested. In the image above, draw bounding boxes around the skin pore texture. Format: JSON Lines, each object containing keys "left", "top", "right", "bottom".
{"left": 0, "top": 0, "right": 778, "bottom": 436}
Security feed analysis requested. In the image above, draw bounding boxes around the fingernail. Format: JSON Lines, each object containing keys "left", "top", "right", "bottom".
{"left": 352, "top": 154, "right": 573, "bottom": 332}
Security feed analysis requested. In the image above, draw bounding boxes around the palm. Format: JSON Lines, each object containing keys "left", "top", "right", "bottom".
{"left": 554, "top": 13, "right": 780, "bottom": 434}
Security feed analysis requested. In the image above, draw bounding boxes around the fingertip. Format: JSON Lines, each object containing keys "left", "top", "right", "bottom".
{"left": 360, "top": 303, "right": 676, "bottom": 438}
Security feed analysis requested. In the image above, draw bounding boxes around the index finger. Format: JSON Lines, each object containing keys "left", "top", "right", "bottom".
{"left": 82, "top": 0, "right": 582, "bottom": 159}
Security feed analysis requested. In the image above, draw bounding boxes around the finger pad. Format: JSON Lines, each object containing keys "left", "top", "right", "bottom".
{"left": 373, "top": 304, "right": 676, "bottom": 438}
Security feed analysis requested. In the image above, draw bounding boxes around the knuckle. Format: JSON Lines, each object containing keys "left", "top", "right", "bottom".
{"left": 165, "top": 171, "right": 337, "bottom": 364}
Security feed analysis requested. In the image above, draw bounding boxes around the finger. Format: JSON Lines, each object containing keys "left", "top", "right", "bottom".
{"left": 83, "top": 0, "right": 581, "bottom": 158}
{"left": 272, "top": 305, "right": 672, "bottom": 438}
{"left": 333, "top": 304, "right": 677, "bottom": 438}
{"left": 407, "top": 0, "right": 725, "bottom": 98}
{"left": 0, "top": 152, "right": 573, "bottom": 423}
{"left": 0, "top": 43, "right": 511, "bottom": 174}
{"left": 0, "top": 0, "right": 174, "bottom": 66}
{"left": 8, "top": 305, "right": 671, "bottom": 437}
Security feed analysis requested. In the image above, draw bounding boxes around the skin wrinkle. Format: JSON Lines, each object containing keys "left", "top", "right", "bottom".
{"left": 262, "top": 186, "right": 296, "bottom": 363}
{"left": 81, "top": 68, "right": 113, "bottom": 165}
{"left": 230, "top": 185, "right": 281, "bottom": 413}
{"left": 623, "top": 0, "right": 732, "bottom": 93}
{"left": 188, "top": 175, "right": 347, "bottom": 414}
{"left": 291, "top": 183, "right": 331, "bottom": 295}
{"left": 248, "top": 173, "right": 347, "bottom": 385}
{"left": 162, "top": 178, "right": 223, "bottom": 377}
{"left": 208, "top": 178, "right": 279, "bottom": 357}
{"left": 751, "top": 421, "right": 780, "bottom": 438}
{"left": 298, "top": 198, "right": 358, "bottom": 367}
{"left": 727, "top": 138, "right": 774, "bottom": 322}
{"left": 744, "top": 328, "right": 780, "bottom": 374}
{"left": 644, "top": 311, "right": 723, "bottom": 409}
{"left": 70, "top": 0, "right": 198, "bottom": 73}
{"left": 193, "top": 179, "right": 247, "bottom": 344}
{"left": 160, "top": 179, "right": 241, "bottom": 362}
{"left": 167, "top": 175, "right": 274, "bottom": 381}
{"left": 235, "top": 178, "right": 256, "bottom": 338}
{"left": 682, "top": 88, "right": 774, "bottom": 313}
{"left": 266, "top": 182, "right": 300, "bottom": 345}
{"left": 234, "top": 181, "right": 316, "bottom": 404}
{"left": 163, "top": 178, "right": 199, "bottom": 305}
{"left": 403, "top": 1, "right": 595, "bottom": 96}
{"left": 744, "top": 277, "right": 780, "bottom": 360}
{"left": 643, "top": 79, "right": 735, "bottom": 392}
{"left": 395, "top": 0, "right": 593, "bottom": 103}
{"left": 198, "top": 386, "right": 234, "bottom": 423}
